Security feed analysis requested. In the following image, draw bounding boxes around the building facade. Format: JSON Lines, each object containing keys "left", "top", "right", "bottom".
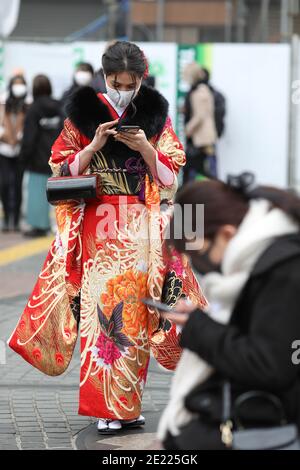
{"left": 8, "top": 0, "right": 300, "bottom": 44}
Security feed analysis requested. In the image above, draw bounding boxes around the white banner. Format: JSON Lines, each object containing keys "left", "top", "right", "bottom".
{"left": 212, "top": 44, "right": 290, "bottom": 187}
{"left": 2, "top": 41, "right": 291, "bottom": 188}
{"left": 3, "top": 41, "right": 177, "bottom": 124}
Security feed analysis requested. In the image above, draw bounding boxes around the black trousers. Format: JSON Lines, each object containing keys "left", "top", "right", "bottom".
{"left": 0, "top": 154, "right": 23, "bottom": 228}
{"left": 183, "top": 145, "right": 217, "bottom": 184}
{"left": 163, "top": 418, "right": 228, "bottom": 451}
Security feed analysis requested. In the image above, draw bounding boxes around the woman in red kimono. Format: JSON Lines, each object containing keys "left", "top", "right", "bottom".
{"left": 8, "top": 41, "right": 206, "bottom": 434}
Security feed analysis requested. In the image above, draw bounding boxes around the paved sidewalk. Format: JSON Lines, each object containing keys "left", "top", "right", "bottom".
{"left": 0, "top": 292, "right": 172, "bottom": 450}
{"left": 0, "top": 231, "right": 52, "bottom": 299}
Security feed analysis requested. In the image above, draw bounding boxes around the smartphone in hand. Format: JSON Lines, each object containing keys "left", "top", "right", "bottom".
{"left": 117, "top": 125, "right": 140, "bottom": 134}
{"left": 141, "top": 298, "right": 174, "bottom": 312}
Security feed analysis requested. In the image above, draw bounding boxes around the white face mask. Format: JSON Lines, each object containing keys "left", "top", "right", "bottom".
{"left": 74, "top": 70, "right": 93, "bottom": 86}
{"left": 105, "top": 78, "right": 139, "bottom": 108}
{"left": 12, "top": 83, "right": 27, "bottom": 98}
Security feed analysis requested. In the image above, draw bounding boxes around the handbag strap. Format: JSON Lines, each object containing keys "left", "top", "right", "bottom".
{"left": 233, "top": 390, "right": 287, "bottom": 428}
{"left": 222, "top": 380, "right": 232, "bottom": 422}
{"left": 220, "top": 381, "right": 233, "bottom": 447}
{"left": 221, "top": 380, "right": 288, "bottom": 429}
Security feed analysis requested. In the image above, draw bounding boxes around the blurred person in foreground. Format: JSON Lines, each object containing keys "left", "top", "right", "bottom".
{"left": 158, "top": 173, "right": 300, "bottom": 449}
{"left": 183, "top": 63, "right": 218, "bottom": 183}
{"left": 0, "top": 74, "right": 29, "bottom": 232}
{"left": 20, "top": 74, "right": 63, "bottom": 237}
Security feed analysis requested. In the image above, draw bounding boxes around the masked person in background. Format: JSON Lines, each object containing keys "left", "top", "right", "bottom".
{"left": 20, "top": 74, "right": 64, "bottom": 237}
{"left": 158, "top": 173, "right": 300, "bottom": 450}
{"left": 0, "top": 74, "right": 29, "bottom": 232}
{"left": 60, "top": 62, "right": 94, "bottom": 117}
{"left": 8, "top": 41, "right": 206, "bottom": 435}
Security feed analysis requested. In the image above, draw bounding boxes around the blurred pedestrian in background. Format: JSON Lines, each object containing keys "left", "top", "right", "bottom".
{"left": 202, "top": 67, "right": 226, "bottom": 143}
{"left": 61, "top": 62, "right": 94, "bottom": 116}
{"left": 143, "top": 74, "right": 156, "bottom": 88}
{"left": 21, "top": 74, "right": 63, "bottom": 237}
{"left": 91, "top": 67, "right": 107, "bottom": 94}
{"left": 183, "top": 63, "right": 218, "bottom": 183}
{"left": 158, "top": 174, "right": 300, "bottom": 450}
{"left": 91, "top": 41, "right": 117, "bottom": 94}
{"left": 0, "top": 74, "right": 28, "bottom": 232}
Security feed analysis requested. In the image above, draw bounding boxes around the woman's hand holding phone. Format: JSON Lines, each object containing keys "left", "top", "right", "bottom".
{"left": 142, "top": 298, "right": 197, "bottom": 327}
{"left": 114, "top": 127, "right": 150, "bottom": 153}
{"left": 87, "top": 119, "right": 119, "bottom": 153}
{"left": 114, "top": 127, "right": 159, "bottom": 179}
{"left": 160, "top": 298, "right": 197, "bottom": 326}
{"left": 78, "top": 119, "right": 119, "bottom": 174}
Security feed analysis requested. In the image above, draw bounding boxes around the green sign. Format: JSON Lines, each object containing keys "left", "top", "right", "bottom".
{"left": 73, "top": 47, "right": 85, "bottom": 69}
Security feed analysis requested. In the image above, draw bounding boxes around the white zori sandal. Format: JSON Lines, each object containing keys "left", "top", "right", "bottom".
{"left": 121, "top": 414, "right": 146, "bottom": 428}
{"left": 97, "top": 418, "right": 122, "bottom": 434}
{"left": 97, "top": 415, "right": 145, "bottom": 434}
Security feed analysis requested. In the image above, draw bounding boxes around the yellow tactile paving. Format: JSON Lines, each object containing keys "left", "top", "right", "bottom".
{"left": 0, "top": 236, "right": 53, "bottom": 266}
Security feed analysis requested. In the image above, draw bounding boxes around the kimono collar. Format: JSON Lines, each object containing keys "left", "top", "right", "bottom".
{"left": 66, "top": 84, "right": 169, "bottom": 141}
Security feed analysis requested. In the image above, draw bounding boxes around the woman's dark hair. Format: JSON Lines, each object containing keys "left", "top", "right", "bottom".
{"left": 6, "top": 74, "right": 27, "bottom": 114}
{"left": 32, "top": 74, "right": 52, "bottom": 100}
{"left": 169, "top": 175, "right": 300, "bottom": 255}
{"left": 102, "top": 41, "right": 146, "bottom": 79}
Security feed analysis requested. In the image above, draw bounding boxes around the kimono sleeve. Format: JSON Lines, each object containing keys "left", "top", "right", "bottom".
{"left": 49, "top": 118, "right": 90, "bottom": 177}
{"left": 152, "top": 116, "right": 186, "bottom": 187}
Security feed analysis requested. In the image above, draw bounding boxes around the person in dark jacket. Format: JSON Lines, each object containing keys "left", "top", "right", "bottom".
{"left": 0, "top": 74, "right": 29, "bottom": 232}
{"left": 158, "top": 173, "right": 300, "bottom": 450}
{"left": 21, "top": 75, "right": 63, "bottom": 237}
{"left": 91, "top": 67, "right": 106, "bottom": 94}
{"left": 183, "top": 63, "right": 217, "bottom": 183}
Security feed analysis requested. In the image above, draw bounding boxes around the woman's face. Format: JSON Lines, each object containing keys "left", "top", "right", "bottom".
{"left": 105, "top": 72, "right": 142, "bottom": 92}
{"left": 10, "top": 77, "right": 27, "bottom": 99}
{"left": 207, "top": 225, "right": 237, "bottom": 264}
{"left": 74, "top": 68, "right": 93, "bottom": 86}
{"left": 188, "top": 225, "right": 237, "bottom": 275}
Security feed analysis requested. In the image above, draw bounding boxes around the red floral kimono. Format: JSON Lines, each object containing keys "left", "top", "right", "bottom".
{"left": 8, "top": 85, "right": 206, "bottom": 419}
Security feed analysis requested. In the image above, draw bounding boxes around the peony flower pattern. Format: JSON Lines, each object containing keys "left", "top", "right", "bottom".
{"left": 90, "top": 301, "right": 134, "bottom": 369}
{"left": 100, "top": 270, "right": 148, "bottom": 338}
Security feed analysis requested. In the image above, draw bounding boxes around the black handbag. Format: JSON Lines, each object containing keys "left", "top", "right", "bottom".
{"left": 46, "top": 174, "right": 99, "bottom": 205}
{"left": 220, "top": 381, "right": 300, "bottom": 450}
